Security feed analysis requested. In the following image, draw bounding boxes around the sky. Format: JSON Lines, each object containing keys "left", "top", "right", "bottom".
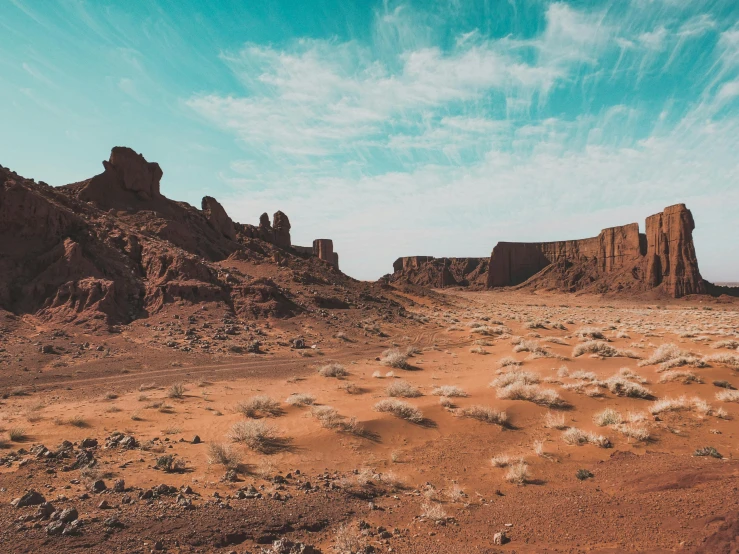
{"left": 1, "top": 0, "right": 739, "bottom": 282}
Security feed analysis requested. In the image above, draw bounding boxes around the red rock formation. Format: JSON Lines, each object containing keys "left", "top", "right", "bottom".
{"left": 486, "top": 204, "right": 704, "bottom": 298}
{"left": 313, "top": 239, "right": 338, "bottom": 269}
{"left": 272, "top": 211, "right": 291, "bottom": 249}
{"left": 201, "top": 196, "right": 236, "bottom": 240}
{"left": 644, "top": 204, "right": 705, "bottom": 297}
{"left": 391, "top": 257, "right": 488, "bottom": 288}
{"left": 107, "top": 147, "right": 162, "bottom": 198}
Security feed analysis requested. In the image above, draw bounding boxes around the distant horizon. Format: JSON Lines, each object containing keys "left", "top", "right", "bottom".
{"left": 2, "top": 0, "right": 738, "bottom": 282}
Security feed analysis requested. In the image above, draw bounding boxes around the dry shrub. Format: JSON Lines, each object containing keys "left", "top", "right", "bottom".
{"left": 659, "top": 370, "right": 702, "bottom": 384}
{"left": 228, "top": 420, "right": 282, "bottom": 453}
{"left": 207, "top": 442, "right": 241, "bottom": 468}
{"left": 381, "top": 349, "right": 410, "bottom": 369}
{"left": 562, "top": 427, "right": 611, "bottom": 448}
{"left": 462, "top": 405, "right": 508, "bottom": 426}
{"left": 318, "top": 363, "right": 348, "bottom": 377}
{"left": 496, "top": 382, "right": 564, "bottom": 408}
{"left": 285, "top": 393, "right": 315, "bottom": 407}
{"left": 386, "top": 380, "right": 422, "bottom": 398}
{"left": 420, "top": 502, "right": 448, "bottom": 522}
{"left": 430, "top": 385, "right": 467, "bottom": 397}
{"left": 505, "top": 462, "right": 530, "bottom": 485}
{"left": 167, "top": 382, "right": 186, "bottom": 399}
{"left": 593, "top": 408, "right": 622, "bottom": 426}
{"left": 236, "top": 395, "right": 282, "bottom": 418}
{"left": 716, "top": 389, "right": 739, "bottom": 403}
{"left": 373, "top": 399, "right": 423, "bottom": 423}
{"left": 543, "top": 411, "right": 567, "bottom": 429}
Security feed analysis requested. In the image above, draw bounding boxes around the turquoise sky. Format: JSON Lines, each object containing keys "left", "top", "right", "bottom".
{"left": 2, "top": 0, "right": 738, "bottom": 281}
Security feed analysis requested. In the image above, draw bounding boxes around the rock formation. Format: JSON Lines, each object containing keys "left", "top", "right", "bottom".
{"left": 0, "top": 147, "right": 364, "bottom": 325}
{"left": 201, "top": 196, "right": 236, "bottom": 240}
{"left": 391, "top": 204, "right": 715, "bottom": 298}
{"left": 272, "top": 211, "right": 291, "bottom": 249}
{"left": 486, "top": 204, "right": 705, "bottom": 297}
{"left": 313, "top": 239, "right": 339, "bottom": 269}
{"left": 391, "top": 257, "right": 489, "bottom": 288}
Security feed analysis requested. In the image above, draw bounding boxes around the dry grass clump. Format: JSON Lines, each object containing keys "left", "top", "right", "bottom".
{"left": 593, "top": 408, "right": 623, "bottom": 426}
{"left": 562, "top": 427, "right": 611, "bottom": 448}
{"left": 704, "top": 353, "right": 739, "bottom": 370}
{"left": 659, "top": 370, "right": 702, "bottom": 384}
{"left": 310, "top": 405, "right": 344, "bottom": 429}
{"left": 491, "top": 370, "right": 540, "bottom": 388}
{"left": 491, "top": 454, "right": 512, "bottom": 468}
{"left": 339, "top": 382, "right": 363, "bottom": 394}
{"left": 573, "top": 341, "right": 637, "bottom": 358}
{"left": 420, "top": 501, "right": 448, "bottom": 522}
{"left": 603, "top": 375, "right": 652, "bottom": 398}
{"left": 716, "top": 389, "right": 739, "bottom": 403}
{"left": 505, "top": 462, "right": 530, "bottom": 485}
{"left": 374, "top": 399, "right": 423, "bottom": 423}
{"left": 8, "top": 427, "right": 27, "bottom": 442}
{"left": 285, "top": 393, "right": 315, "bottom": 407}
{"left": 513, "top": 339, "right": 552, "bottom": 358}
{"left": 658, "top": 356, "right": 708, "bottom": 371}
{"left": 469, "top": 345, "right": 489, "bottom": 354}
{"left": 498, "top": 356, "right": 522, "bottom": 368}
{"left": 713, "top": 340, "right": 739, "bottom": 350}
{"left": 380, "top": 349, "right": 410, "bottom": 369}
{"left": 236, "top": 395, "right": 282, "bottom": 418}
{"left": 546, "top": 337, "right": 567, "bottom": 345}
{"left": 318, "top": 363, "right": 348, "bottom": 378}
{"left": 569, "top": 370, "right": 598, "bottom": 381}
{"left": 228, "top": 420, "right": 282, "bottom": 453}
{"left": 167, "top": 382, "right": 186, "bottom": 399}
{"left": 439, "top": 396, "right": 454, "bottom": 409}
{"left": 207, "top": 442, "right": 241, "bottom": 468}
{"left": 638, "top": 344, "right": 683, "bottom": 366}
{"left": 575, "top": 327, "right": 607, "bottom": 340}
{"left": 648, "top": 396, "right": 690, "bottom": 415}
{"left": 431, "top": 385, "right": 467, "bottom": 397}
{"left": 615, "top": 423, "right": 651, "bottom": 442}
{"left": 462, "top": 405, "right": 508, "bottom": 426}
{"left": 496, "top": 381, "right": 564, "bottom": 408}
{"left": 543, "top": 411, "right": 567, "bottom": 429}
{"left": 386, "top": 380, "right": 422, "bottom": 398}
{"left": 333, "top": 522, "right": 368, "bottom": 553}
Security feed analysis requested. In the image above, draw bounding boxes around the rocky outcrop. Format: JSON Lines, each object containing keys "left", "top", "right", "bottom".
{"left": 486, "top": 204, "right": 704, "bottom": 298}
{"left": 313, "top": 239, "right": 339, "bottom": 269}
{"left": 0, "top": 147, "right": 360, "bottom": 325}
{"left": 391, "top": 257, "right": 489, "bottom": 288}
{"left": 644, "top": 204, "right": 705, "bottom": 297}
{"left": 272, "top": 211, "right": 291, "bottom": 249}
{"left": 201, "top": 196, "right": 236, "bottom": 240}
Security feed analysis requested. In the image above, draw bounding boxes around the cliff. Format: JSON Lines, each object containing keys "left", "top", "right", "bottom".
{"left": 487, "top": 204, "right": 705, "bottom": 297}
{"left": 390, "top": 257, "right": 489, "bottom": 288}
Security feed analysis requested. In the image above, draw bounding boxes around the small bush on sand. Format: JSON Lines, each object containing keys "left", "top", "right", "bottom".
{"left": 716, "top": 389, "right": 739, "bottom": 403}
{"left": 648, "top": 396, "right": 690, "bottom": 415}
{"left": 228, "top": 420, "right": 282, "bottom": 453}
{"left": 573, "top": 341, "right": 637, "bottom": 358}
{"left": 386, "top": 380, "right": 422, "bottom": 398}
{"left": 496, "top": 382, "right": 564, "bottom": 408}
{"left": 576, "top": 469, "right": 594, "bottom": 480}
{"left": 490, "top": 370, "right": 540, "bottom": 388}
{"left": 505, "top": 462, "right": 530, "bottom": 485}
{"left": 374, "top": 399, "right": 423, "bottom": 423}
{"left": 490, "top": 455, "right": 511, "bottom": 468}
{"left": 420, "top": 502, "right": 448, "bottom": 522}
{"left": 593, "top": 408, "right": 622, "bottom": 427}
{"left": 9, "top": 428, "right": 27, "bottom": 442}
{"left": 318, "top": 363, "right": 348, "bottom": 378}
{"left": 167, "top": 383, "right": 186, "bottom": 399}
{"left": 381, "top": 349, "right": 410, "bottom": 369}
{"left": 638, "top": 344, "right": 682, "bottom": 366}
{"left": 543, "top": 411, "right": 567, "bottom": 429}
{"left": 604, "top": 376, "right": 652, "bottom": 398}
{"left": 498, "top": 357, "right": 522, "bottom": 368}
{"left": 462, "top": 406, "right": 508, "bottom": 426}
{"left": 207, "top": 442, "right": 241, "bottom": 468}
{"left": 431, "top": 385, "right": 467, "bottom": 397}
{"left": 562, "top": 428, "right": 611, "bottom": 448}
{"left": 575, "top": 327, "right": 606, "bottom": 340}
{"left": 236, "top": 395, "right": 282, "bottom": 418}
{"left": 285, "top": 393, "right": 315, "bottom": 407}
{"left": 659, "top": 370, "right": 702, "bottom": 384}
{"left": 310, "top": 405, "right": 343, "bottom": 429}
{"left": 333, "top": 522, "right": 368, "bottom": 553}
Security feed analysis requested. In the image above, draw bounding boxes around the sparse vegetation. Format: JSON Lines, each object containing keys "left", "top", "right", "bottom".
{"left": 462, "top": 405, "right": 508, "bottom": 426}
{"left": 228, "top": 420, "right": 283, "bottom": 453}
{"left": 593, "top": 408, "right": 622, "bottom": 426}
{"left": 505, "top": 462, "right": 530, "bottom": 485}
{"left": 430, "top": 385, "right": 467, "bottom": 397}
{"left": 374, "top": 399, "right": 423, "bottom": 423}
{"left": 318, "top": 363, "right": 349, "bottom": 378}
{"left": 207, "top": 442, "right": 241, "bottom": 468}
{"left": 236, "top": 395, "right": 282, "bottom": 418}
{"left": 386, "top": 380, "right": 422, "bottom": 398}
{"left": 285, "top": 393, "right": 315, "bottom": 407}
{"left": 381, "top": 349, "right": 410, "bottom": 369}
{"left": 167, "top": 382, "right": 186, "bottom": 399}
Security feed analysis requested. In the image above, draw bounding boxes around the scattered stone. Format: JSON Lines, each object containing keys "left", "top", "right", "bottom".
{"left": 12, "top": 490, "right": 45, "bottom": 508}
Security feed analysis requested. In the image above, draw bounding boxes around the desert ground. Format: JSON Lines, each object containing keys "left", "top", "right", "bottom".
{"left": 1, "top": 290, "right": 739, "bottom": 553}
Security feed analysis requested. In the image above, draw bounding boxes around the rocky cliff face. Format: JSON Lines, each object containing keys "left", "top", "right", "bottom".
{"left": 313, "top": 239, "right": 339, "bottom": 269}
{"left": 486, "top": 204, "right": 705, "bottom": 297}
{"left": 391, "top": 205, "right": 708, "bottom": 298}
{"left": 0, "top": 147, "right": 358, "bottom": 325}
{"left": 390, "top": 257, "right": 489, "bottom": 288}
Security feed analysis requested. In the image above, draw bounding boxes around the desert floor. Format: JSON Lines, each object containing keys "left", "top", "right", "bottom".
{"left": 1, "top": 290, "right": 738, "bottom": 553}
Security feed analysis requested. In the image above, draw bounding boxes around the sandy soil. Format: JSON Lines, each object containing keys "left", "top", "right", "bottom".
{"left": 1, "top": 290, "right": 738, "bottom": 553}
